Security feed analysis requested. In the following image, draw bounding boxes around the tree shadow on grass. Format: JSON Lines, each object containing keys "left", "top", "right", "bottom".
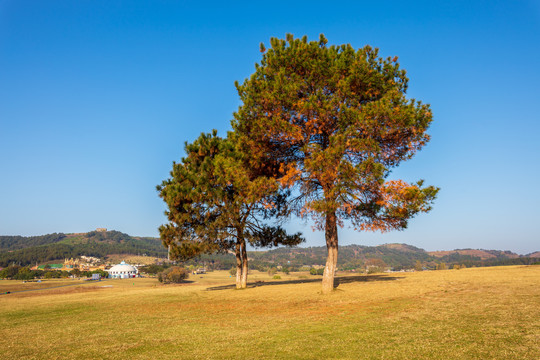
{"left": 205, "top": 274, "right": 403, "bottom": 291}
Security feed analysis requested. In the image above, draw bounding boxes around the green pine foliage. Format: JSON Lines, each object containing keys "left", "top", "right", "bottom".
{"left": 157, "top": 130, "right": 303, "bottom": 288}
{"left": 232, "top": 34, "right": 439, "bottom": 292}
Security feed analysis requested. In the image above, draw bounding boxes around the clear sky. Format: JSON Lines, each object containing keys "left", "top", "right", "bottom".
{"left": 1, "top": 1, "right": 539, "bottom": 254}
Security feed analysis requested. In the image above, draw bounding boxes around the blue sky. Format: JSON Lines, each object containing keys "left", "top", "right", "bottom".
{"left": 1, "top": 1, "right": 539, "bottom": 254}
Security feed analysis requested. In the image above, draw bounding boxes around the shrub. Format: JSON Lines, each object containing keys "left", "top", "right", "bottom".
{"left": 71, "top": 268, "right": 82, "bottom": 277}
{"left": 267, "top": 267, "right": 277, "bottom": 276}
{"left": 229, "top": 267, "right": 236, "bottom": 276}
{"left": 365, "top": 258, "right": 387, "bottom": 273}
{"left": 273, "top": 275, "right": 281, "bottom": 279}
{"left": 0, "top": 265, "right": 21, "bottom": 279}
{"left": 44, "top": 271, "right": 58, "bottom": 279}
{"left": 140, "top": 264, "right": 169, "bottom": 275}
{"left": 14, "top": 267, "right": 33, "bottom": 280}
{"left": 367, "top": 267, "right": 384, "bottom": 274}
{"left": 31, "top": 270, "right": 44, "bottom": 279}
{"left": 310, "top": 268, "right": 324, "bottom": 276}
{"left": 158, "top": 266, "right": 189, "bottom": 283}
{"left": 436, "top": 263, "right": 447, "bottom": 270}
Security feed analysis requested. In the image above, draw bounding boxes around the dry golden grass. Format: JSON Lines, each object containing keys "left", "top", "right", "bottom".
{"left": 1, "top": 266, "right": 539, "bottom": 359}
{"left": 0, "top": 278, "right": 104, "bottom": 294}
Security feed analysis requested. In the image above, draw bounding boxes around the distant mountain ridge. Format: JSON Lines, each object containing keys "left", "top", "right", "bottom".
{"left": 183, "top": 243, "right": 539, "bottom": 271}
{"left": 0, "top": 231, "right": 537, "bottom": 269}
{"left": 245, "top": 243, "right": 538, "bottom": 271}
{"left": 428, "top": 249, "right": 522, "bottom": 260}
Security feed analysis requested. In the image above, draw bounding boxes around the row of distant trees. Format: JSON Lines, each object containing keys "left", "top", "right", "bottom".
{"left": 5, "top": 251, "right": 532, "bottom": 282}
{"left": 161, "top": 246, "right": 540, "bottom": 273}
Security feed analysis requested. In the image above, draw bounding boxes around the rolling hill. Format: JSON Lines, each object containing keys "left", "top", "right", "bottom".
{"left": 428, "top": 249, "right": 521, "bottom": 260}
{"left": 1, "top": 230, "right": 537, "bottom": 270}
{"left": 0, "top": 230, "right": 167, "bottom": 267}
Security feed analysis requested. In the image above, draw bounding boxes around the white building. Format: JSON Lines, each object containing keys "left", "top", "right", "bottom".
{"left": 108, "top": 261, "right": 138, "bottom": 279}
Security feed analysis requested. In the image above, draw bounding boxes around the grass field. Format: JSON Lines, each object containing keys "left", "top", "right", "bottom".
{"left": 1, "top": 266, "right": 539, "bottom": 359}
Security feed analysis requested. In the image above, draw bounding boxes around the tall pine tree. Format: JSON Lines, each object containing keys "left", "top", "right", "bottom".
{"left": 233, "top": 34, "right": 439, "bottom": 293}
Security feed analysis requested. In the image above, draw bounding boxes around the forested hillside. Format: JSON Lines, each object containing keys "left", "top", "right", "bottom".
{"left": 1, "top": 230, "right": 537, "bottom": 270}
{"left": 0, "top": 231, "right": 166, "bottom": 267}
{"left": 242, "top": 244, "right": 433, "bottom": 270}
{"left": 0, "top": 233, "right": 67, "bottom": 251}
{"left": 183, "top": 244, "right": 539, "bottom": 271}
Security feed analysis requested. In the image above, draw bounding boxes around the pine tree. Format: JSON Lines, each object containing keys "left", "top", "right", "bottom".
{"left": 233, "top": 34, "right": 439, "bottom": 293}
{"left": 157, "top": 130, "right": 303, "bottom": 289}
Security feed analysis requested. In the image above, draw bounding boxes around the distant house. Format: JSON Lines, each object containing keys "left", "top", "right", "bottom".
{"left": 107, "top": 261, "right": 138, "bottom": 279}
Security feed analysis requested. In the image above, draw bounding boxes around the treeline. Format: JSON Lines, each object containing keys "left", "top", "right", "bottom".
{"left": 245, "top": 244, "right": 438, "bottom": 271}
{"left": 82, "top": 230, "right": 159, "bottom": 245}
{"left": 0, "top": 265, "right": 108, "bottom": 281}
{"left": 172, "top": 244, "right": 539, "bottom": 272}
{"left": 443, "top": 256, "right": 539, "bottom": 268}
{"left": 2, "top": 231, "right": 537, "bottom": 271}
{"left": 0, "top": 233, "right": 66, "bottom": 251}
{"left": 0, "top": 231, "right": 167, "bottom": 267}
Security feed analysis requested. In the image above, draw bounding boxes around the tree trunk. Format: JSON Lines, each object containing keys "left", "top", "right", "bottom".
{"left": 321, "top": 211, "right": 338, "bottom": 294}
{"left": 235, "top": 242, "right": 242, "bottom": 289}
{"left": 241, "top": 240, "right": 248, "bottom": 289}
